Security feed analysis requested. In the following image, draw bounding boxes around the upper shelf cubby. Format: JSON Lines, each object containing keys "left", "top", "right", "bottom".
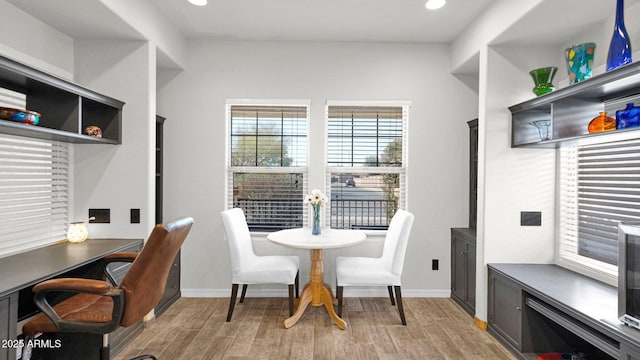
{"left": 510, "top": 61, "right": 640, "bottom": 148}
{"left": 0, "top": 55, "right": 124, "bottom": 144}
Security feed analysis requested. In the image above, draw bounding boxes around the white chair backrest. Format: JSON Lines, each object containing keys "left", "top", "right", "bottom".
{"left": 221, "top": 208, "right": 257, "bottom": 274}
{"left": 380, "top": 209, "right": 415, "bottom": 275}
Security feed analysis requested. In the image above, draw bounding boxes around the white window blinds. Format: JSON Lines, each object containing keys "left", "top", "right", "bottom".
{"left": 226, "top": 103, "right": 308, "bottom": 232}
{"left": 0, "top": 133, "right": 70, "bottom": 257}
{"left": 326, "top": 103, "right": 409, "bottom": 230}
{"left": 559, "top": 137, "right": 640, "bottom": 267}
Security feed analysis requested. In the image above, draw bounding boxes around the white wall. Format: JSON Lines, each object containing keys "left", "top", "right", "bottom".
{"left": 73, "top": 40, "right": 157, "bottom": 240}
{"left": 0, "top": 1, "right": 74, "bottom": 79}
{"left": 475, "top": 44, "right": 557, "bottom": 321}
{"left": 157, "top": 40, "right": 478, "bottom": 296}
{"left": 0, "top": 3, "right": 156, "bottom": 246}
{"left": 467, "top": 1, "right": 640, "bottom": 323}
{"left": 100, "top": 0, "right": 186, "bottom": 69}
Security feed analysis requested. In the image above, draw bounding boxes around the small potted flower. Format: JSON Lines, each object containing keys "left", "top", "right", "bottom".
{"left": 304, "top": 189, "right": 328, "bottom": 235}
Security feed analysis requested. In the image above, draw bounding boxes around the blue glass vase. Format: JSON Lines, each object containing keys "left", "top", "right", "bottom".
{"left": 312, "top": 204, "right": 321, "bottom": 235}
{"left": 606, "top": 0, "right": 632, "bottom": 71}
{"left": 616, "top": 103, "right": 640, "bottom": 129}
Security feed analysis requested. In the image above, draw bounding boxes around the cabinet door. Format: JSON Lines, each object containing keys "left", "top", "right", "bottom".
{"left": 488, "top": 270, "right": 523, "bottom": 350}
{"left": 452, "top": 235, "right": 467, "bottom": 301}
{"left": 466, "top": 242, "right": 476, "bottom": 309}
{"left": 0, "top": 293, "right": 17, "bottom": 360}
{"left": 622, "top": 343, "right": 640, "bottom": 360}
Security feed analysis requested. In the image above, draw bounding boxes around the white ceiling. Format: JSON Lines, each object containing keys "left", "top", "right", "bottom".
{"left": 151, "top": 0, "right": 495, "bottom": 43}
{"left": 7, "top": 0, "right": 495, "bottom": 43}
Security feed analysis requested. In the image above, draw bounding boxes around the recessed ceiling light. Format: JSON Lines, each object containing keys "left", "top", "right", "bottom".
{"left": 425, "top": 0, "right": 446, "bottom": 10}
{"left": 189, "top": 0, "right": 207, "bottom": 6}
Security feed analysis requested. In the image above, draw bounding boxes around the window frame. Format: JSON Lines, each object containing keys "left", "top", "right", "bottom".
{"left": 225, "top": 99, "right": 310, "bottom": 233}
{"left": 324, "top": 100, "right": 410, "bottom": 231}
{"left": 556, "top": 131, "right": 640, "bottom": 285}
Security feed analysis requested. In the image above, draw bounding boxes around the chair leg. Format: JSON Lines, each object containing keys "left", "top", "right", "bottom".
{"left": 387, "top": 285, "right": 396, "bottom": 306}
{"left": 226, "top": 283, "right": 239, "bottom": 322}
{"left": 295, "top": 271, "right": 300, "bottom": 298}
{"left": 394, "top": 285, "right": 406, "bottom": 326}
{"left": 100, "top": 333, "right": 110, "bottom": 360}
{"left": 288, "top": 284, "right": 295, "bottom": 316}
{"left": 239, "top": 284, "right": 248, "bottom": 303}
{"left": 336, "top": 285, "right": 344, "bottom": 317}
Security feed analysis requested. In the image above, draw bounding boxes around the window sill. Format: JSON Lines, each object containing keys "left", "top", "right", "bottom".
{"left": 555, "top": 257, "right": 617, "bottom": 287}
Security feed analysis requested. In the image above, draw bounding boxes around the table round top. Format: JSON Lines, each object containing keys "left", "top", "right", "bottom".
{"left": 267, "top": 228, "right": 367, "bottom": 249}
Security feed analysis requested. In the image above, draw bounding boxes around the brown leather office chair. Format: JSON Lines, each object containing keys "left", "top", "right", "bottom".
{"left": 21, "top": 217, "right": 194, "bottom": 360}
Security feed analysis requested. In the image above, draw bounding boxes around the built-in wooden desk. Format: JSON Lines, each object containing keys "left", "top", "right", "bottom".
{"left": 0, "top": 238, "right": 142, "bottom": 360}
{"left": 488, "top": 264, "right": 640, "bottom": 360}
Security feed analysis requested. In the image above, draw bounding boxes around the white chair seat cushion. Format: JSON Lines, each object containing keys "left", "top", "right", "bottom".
{"left": 233, "top": 255, "right": 299, "bottom": 284}
{"left": 336, "top": 256, "right": 401, "bottom": 286}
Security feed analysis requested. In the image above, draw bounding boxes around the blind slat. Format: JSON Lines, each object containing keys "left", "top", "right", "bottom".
{"left": 0, "top": 131, "right": 69, "bottom": 258}
{"left": 560, "top": 137, "right": 640, "bottom": 267}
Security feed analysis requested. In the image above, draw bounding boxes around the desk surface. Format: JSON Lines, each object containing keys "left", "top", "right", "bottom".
{"left": 0, "top": 238, "right": 142, "bottom": 298}
{"left": 267, "top": 228, "right": 366, "bottom": 249}
{"left": 489, "top": 263, "right": 640, "bottom": 348}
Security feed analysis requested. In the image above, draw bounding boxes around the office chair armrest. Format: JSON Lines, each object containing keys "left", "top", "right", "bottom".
{"left": 32, "top": 278, "right": 125, "bottom": 334}
{"left": 103, "top": 251, "right": 138, "bottom": 263}
{"left": 33, "top": 278, "right": 112, "bottom": 294}
{"left": 102, "top": 251, "right": 139, "bottom": 286}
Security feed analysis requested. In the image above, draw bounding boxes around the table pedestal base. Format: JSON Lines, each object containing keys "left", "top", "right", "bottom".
{"left": 283, "top": 249, "right": 346, "bottom": 329}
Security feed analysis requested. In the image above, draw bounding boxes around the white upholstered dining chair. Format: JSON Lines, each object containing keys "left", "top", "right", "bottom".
{"left": 335, "top": 209, "right": 415, "bottom": 325}
{"left": 221, "top": 208, "right": 300, "bottom": 322}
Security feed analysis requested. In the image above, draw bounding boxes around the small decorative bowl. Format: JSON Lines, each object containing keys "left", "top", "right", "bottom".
{"left": 0, "top": 107, "right": 40, "bottom": 125}
{"left": 85, "top": 125, "right": 102, "bottom": 138}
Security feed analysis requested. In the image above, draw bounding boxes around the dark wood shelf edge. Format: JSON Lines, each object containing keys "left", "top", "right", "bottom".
{"left": 0, "top": 120, "right": 120, "bottom": 144}
{"left": 0, "top": 55, "right": 124, "bottom": 108}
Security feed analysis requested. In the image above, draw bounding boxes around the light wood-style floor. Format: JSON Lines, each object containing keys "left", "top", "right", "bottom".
{"left": 114, "top": 297, "right": 516, "bottom": 360}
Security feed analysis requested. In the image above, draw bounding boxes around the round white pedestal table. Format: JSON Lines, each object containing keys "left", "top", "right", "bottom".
{"left": 267, "top": 228, "right": 366, "bottom": 329}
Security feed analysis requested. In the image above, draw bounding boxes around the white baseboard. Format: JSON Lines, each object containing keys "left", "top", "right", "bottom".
{"left": 182, "top": 288, "right": 451, "bottom": 298}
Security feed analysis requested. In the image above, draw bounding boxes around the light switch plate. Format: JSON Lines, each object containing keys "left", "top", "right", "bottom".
{"left": 130, "top": 209, "right": 140, "bottom": 224}
{"left": 521, "top": 211, "right": 542, "bottom": 226}
{"left": 89, "top": 209, "right": 110, "bottom": 223}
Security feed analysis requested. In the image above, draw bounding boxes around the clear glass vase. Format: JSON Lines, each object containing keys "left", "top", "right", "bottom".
{"left": 312, "top": 204, "right": 321, "bottom": 235}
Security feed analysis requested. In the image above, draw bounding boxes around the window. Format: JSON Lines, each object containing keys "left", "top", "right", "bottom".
{"left": 0, "top": 133, "right": 70, "bottom": 257}
{"left": 226, "top": 102, "right": 308, "bottom": 231}
{"left": 0, "top": 88, "right": 70, "bottom": 257}
{"left": 559, "top": 135, "right": 640, "bottom": 277}
{"left": 326, "top": 102, "right": 409, "bottom": 230}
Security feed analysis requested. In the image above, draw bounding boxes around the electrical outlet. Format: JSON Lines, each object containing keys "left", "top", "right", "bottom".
{"left": 432, "top": 259, "right": 439, "bottom": 270}
{"left": 130, "top": 209, "right": 140, "bottom": 224}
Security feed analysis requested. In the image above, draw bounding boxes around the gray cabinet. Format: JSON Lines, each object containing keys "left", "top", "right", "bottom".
{"left": 153, "top": 116, "right": 181, "bottom": 317}
{"left": 451, "top": 228, "right": 475, "bottom": 315}
{"left": 622, "top": 343, "right": 640, "bottom": 360}
{"left": 155, "top": 252, "right": 181, "bottom": 317}
{"left": 450, "top": 119, "right": 478, "bottom": 316}
{"left": 487, "top": 264, "right": 631, "bottom": 359}
{"left": 468, "top": 119, "right": 478, "bottom": 228}
{"left": 488, "top": 268, "right": 523, "bottom": 351}
{"left": 0, "top": 294, "right": 17, "bottom": 360}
